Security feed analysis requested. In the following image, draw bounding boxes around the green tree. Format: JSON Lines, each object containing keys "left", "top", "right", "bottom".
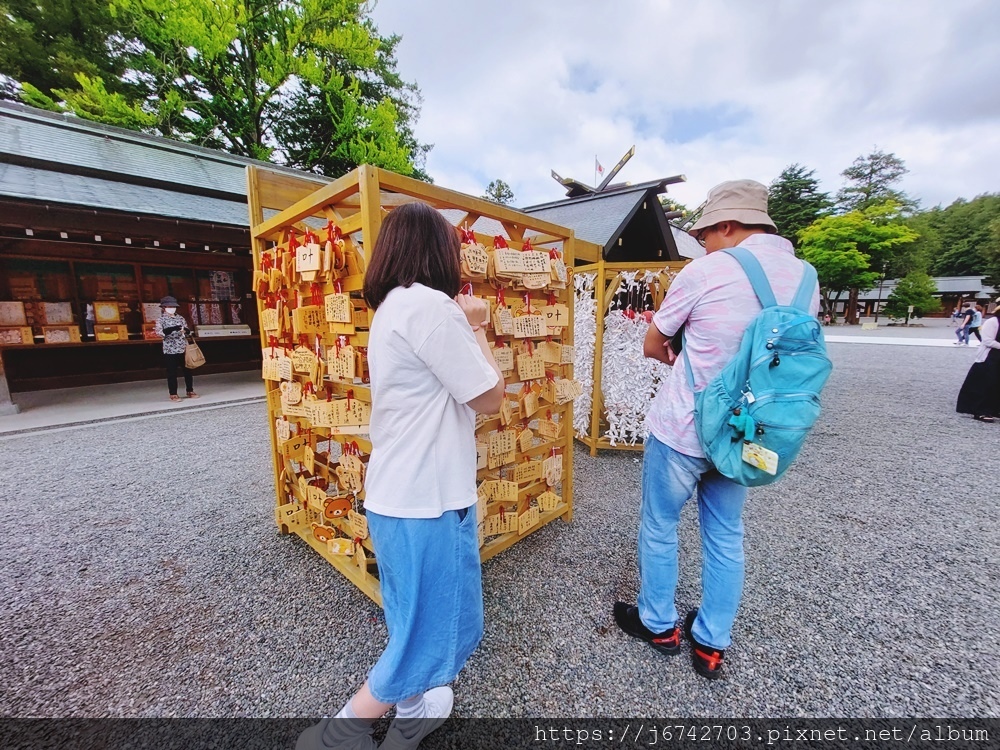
{"left": 1, "top": 0, "right": 428, "bottom": 178}
{"left": 798, "top": 201, "right": 919, "bottom": 316}
{"left": 0, "top": 0, "right": 127, "bottom": 102}
{"left": 923, "top": 194, "right": 1000, "bottom": 276}
{"left": 836, "top": 148, "right": 917, "bottom": 214}
{"left": 983, "top": 218, "right": 1000, "bottom": 291}
{"left": 882, "top": 271, "right": 940, "bottom": 323}
{"left": 482, "top": 179, "right": 514, "bottom": 205}
{"left": 658, "top": 195, "right": 690, "bottom": 218}
{"left": 767, "top": 163, "right": 831, "bottom": 248}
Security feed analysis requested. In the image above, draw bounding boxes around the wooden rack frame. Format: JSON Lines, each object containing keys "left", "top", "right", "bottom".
{"left": 574, "top": 259, "right": 688, "bottom": 456}
{"left": 247, "top": 165, "right": 580, "bottom": 605}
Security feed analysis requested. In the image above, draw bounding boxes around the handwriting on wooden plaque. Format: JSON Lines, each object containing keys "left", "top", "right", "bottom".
{"left": 328, "top": 345, "right": 355, "bottom": 381}
{"left": 349, "top": 509, "right": 369, "bottom": 540}
{"left": 540, "top": 304, "right": 569, "bottom": 327}
{"left": 282, "top": 433, "right": 308, "bottom": 460}
{"left": 517, "top": 352, "right": 546, "bottom": 381}
{"left": 521, "top": 252, "right": 550, "bottom": 274}
{"left": 513, "top": 460, "right": 543, "bottom": 485}
{"left": 296, "top": 242, "right": 321, "bottom": 274}
{"left": 293, "top": 305, "right": 325, "bottom": 335}
{"left": 517, "top": 428, "right": 533, "bottom": 453}
{"left": 537, "top": 418, "right": 562, "bottom": 440}
{"left": 325, "top": 293, "right": 353, "bottom": 323}
{"left": 537, "top": 491, "right": 561, "bottom": 512}
{"left": 543, "top": 454, "right": 563, "bottom": 486}
{"left": 261, "top": 308, "right": 280, "bottom": 331}
{"left": 493, "top": 305, "right": 515, "bottom": 336}
{"left": 518, "top": 506, "right": 540, "bottom": 535}
{"left": 493, "top": 345, "right": 514, "bottom": 372}
{"left": 462, "top": 244, "right": 489, "bottom": 275}
{"left": 513, "top": 315, "right": 545, "bottom": 339}
{"left": 291, "top": 346, "right": 316, "bottom": 373}
{"left": 493, "top": 249, "right": 526, "bottom": 275}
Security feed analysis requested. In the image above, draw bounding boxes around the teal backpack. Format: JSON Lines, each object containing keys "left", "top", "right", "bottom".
{"left": 683, "top": 247, "right": 832, "bottom": 487}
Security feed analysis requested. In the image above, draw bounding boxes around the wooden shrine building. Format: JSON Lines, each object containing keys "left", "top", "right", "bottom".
{"left": 521, "top": 153, "right": 690, "bottom": 264}
{"left": 0, "top": 102, "right": 326, "bottom": 409}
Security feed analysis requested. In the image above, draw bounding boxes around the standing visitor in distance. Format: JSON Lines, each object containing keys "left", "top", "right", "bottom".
{"left": 298, "top": 202, "right": 504, "bottom": 750}
{"left": 955, "top": 302, "right": 975, "bottom": 345}
{"left": 153, "top": 295, "right": 197, "bottom": 401}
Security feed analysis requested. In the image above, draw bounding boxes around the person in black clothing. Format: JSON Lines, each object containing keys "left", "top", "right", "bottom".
{"left": 153, "top": 295, "right": 198, "bottom": 401}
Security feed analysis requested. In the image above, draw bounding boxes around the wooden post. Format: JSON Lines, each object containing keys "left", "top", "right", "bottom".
{"left": 357, "top": 165, "right": 384, "bottom": 258}
{"left": 245, "top": 166, "right": 283, "bottom": 531}
{"left": 563, "top": 235, "right": 576, "bottom": 523}
{"left": 588, "top": 258, "right": 606, "bottom": 457}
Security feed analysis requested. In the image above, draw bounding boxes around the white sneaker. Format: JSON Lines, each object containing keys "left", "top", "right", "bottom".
{"left": 378, "top": 687, "right": 454, "bottom": 749}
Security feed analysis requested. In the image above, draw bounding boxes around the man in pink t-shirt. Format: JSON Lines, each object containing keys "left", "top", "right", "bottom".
{"left": 613, "top": 180, "right": 820, "bottom": 680}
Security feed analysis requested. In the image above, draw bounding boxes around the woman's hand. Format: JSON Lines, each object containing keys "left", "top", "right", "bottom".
{"left": 454, "top": 293, "right": 489, "bottom": 331}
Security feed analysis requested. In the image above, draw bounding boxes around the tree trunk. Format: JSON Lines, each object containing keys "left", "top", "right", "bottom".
{"left": 847, "top": 287, "right": 860, "bottom": 324}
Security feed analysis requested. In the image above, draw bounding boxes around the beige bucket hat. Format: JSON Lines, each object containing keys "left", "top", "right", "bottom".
{"left": 687, "top": 179, "right": 777, "bottom": 235}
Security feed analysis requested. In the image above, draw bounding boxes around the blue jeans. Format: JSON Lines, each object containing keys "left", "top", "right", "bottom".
{"left": 638, "top": 435, "right": 748, "bottom": 650}
{"left": 957, "top": 325, "right": 970, "bottom": 344}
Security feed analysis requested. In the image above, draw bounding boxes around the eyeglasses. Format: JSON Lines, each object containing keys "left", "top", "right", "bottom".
{"left": 694, "top": 228, "right": 709, "bottom": 247}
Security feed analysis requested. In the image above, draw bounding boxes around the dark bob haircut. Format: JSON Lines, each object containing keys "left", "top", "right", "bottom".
{"left": 362, "top": 201, "right": 461, "bottom": 310}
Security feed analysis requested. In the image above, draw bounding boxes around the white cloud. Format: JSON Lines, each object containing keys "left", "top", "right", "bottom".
{"left": 371, "top": 0, "right": 1000, "bottom": 212}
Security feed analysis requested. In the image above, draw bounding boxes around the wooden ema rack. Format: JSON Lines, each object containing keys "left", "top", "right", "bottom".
{"left": 574, "top": 259, "right": 688, "bottom": 456}
{"left": 246, "top": 165, "right": 582, "bottom": 605}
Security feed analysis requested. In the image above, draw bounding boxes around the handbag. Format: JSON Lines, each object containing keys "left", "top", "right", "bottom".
{"left": 184, "top": 335, "right": 206, "bottom": 369}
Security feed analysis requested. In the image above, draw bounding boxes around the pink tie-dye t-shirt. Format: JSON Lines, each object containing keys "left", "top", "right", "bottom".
{"left": 647, "top": 233, "right": 820, "bottom": 458}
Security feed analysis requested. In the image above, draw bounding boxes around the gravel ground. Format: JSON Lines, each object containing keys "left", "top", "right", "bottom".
{"left": 0, "top": 342, "right": 997, "bottom": 720}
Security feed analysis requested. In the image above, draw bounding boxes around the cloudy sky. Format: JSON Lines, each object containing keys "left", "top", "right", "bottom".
{"left": 369, "top": 0, "right": 1000, "bottom": 213}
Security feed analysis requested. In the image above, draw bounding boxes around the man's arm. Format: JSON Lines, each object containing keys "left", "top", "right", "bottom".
{"left": 644, "top": 264, "right": 701, "bottom": 366}
{"left": 643, "top": 324, "right": 676, "bottom": 365}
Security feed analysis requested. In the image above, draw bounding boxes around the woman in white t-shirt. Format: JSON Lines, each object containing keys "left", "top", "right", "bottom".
{"left": 300, "top": 202, "right": 504, "bottom": 750}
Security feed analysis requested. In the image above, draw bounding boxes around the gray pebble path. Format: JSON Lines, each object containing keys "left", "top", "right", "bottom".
{"left": 0, "top": 342, "right": 996, "bottom": 718}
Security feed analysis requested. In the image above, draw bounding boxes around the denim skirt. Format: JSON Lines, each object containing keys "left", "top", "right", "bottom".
{"left": 366, "top": 506, "right": 484, "bottom": 704}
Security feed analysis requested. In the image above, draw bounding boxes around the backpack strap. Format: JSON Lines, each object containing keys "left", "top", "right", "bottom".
{"left": 721, "top": 247, "right": 777, "bottom": 308}
{"left": 790, "top": 262, "right": 818, "bottom": 313}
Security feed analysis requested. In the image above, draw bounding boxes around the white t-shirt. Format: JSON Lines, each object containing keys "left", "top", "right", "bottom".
{"left": 363, "top": 283, "right": 500, "bottom": 519}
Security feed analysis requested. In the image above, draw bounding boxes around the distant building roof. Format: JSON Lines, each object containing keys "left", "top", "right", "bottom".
{"left": 857, "top": 275, "right": 996, "bottom": 301}
{"left": 0, "top": 101, "right": 324, "bottom": 226}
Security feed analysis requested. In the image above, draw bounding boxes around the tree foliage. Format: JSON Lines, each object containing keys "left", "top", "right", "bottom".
{"left": 482, "top": 179, "right": 514, "bottom": 205}
{"left": 917, "top": 194, "right": 1000, "bottom": 277}
{"left": 882, "top": 271, "right": 941, "bottom": 320}
{"left": 836, "top": 148, "right": 917, "bottom": 213}
{"left": 767, "top": 163, "right": 831, "bottom": 248}
{"left": 0, "top": 0, "right": 126, "bottom": 102}
{"left": 798, "top": 201, "right": 919, "bottom": 308}
{"left": 658, "top": 195, "right": 690, "bottom": 218}
{"left": 0, "top": 0, "right": 429, "bottom": 178}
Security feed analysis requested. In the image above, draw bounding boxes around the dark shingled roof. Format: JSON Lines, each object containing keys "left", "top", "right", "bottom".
{"left": 521, "top": 178, "right": 685, "bottom": 261}
{"left": 0, "top": 101, "right": 324, "bottom": 226}
{"left": 522, "top": 185, "right": 651, "bottom": 248}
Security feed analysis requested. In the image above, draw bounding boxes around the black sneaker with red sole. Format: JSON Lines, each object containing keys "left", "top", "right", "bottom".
{"left": 613, "top": 602, "right": 681, "bottom": 656}
{"left": 684, "top": 609, "right": 725, "bottom": 680}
